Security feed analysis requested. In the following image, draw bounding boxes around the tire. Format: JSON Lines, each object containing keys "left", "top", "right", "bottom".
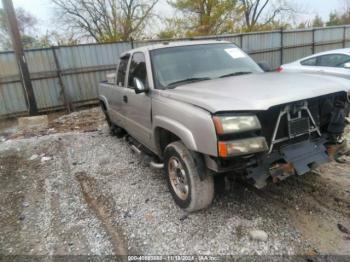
{"left": 164, "top": 141, "right": 214, "bottom": 212}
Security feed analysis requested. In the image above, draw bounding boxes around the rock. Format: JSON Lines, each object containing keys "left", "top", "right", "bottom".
{"left": 337, "top": 223, "right": 350, "bottom": 234}
{"left": 22, "top": 202, "right": 29, "bottom": 208}
{"left": 41, "top": 156, "right": 52, "bottom": 162}
{"left": 249, "top": 230, "right": 268, "bottom": 242}
{"left": 28, "top": 154, "right": 38, "bottom": 161}
{"left": 179, "top": 214, "right": 189, "bottom": 221}
{"left": 123, "top": 211, "right": 131, "bottom": 218}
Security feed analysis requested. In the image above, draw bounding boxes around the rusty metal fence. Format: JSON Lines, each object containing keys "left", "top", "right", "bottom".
{"left": 1, "top": 25, "right": 350, "bottom": 118}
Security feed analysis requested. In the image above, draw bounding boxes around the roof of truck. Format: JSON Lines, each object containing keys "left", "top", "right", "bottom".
{"left": 120, "top": 40, "right": 232, "bottom": 57}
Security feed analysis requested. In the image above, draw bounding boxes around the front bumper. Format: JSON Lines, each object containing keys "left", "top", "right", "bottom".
{"left": 204, "top": 137, "right": 348, "bottom": 189}
{"left": 246, "top": 138, "right": 329, "bottom": 188}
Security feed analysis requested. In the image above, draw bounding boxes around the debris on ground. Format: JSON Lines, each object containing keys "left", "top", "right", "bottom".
{"left": 1, "top": 107, "right": 105, "bottom": 140}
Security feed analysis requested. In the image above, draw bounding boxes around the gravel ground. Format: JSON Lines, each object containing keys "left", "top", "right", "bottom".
{"left": 0, "top": 108, "right": 350, "bottom": 257}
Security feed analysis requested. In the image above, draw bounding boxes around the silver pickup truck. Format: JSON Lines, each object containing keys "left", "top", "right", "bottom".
{"left": 99, "top": 40, "right": 349, "bottom": 212}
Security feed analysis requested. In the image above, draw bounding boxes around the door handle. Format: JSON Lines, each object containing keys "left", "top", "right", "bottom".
{"left": 123, "top": 95, "right": 128, "bottom": 103}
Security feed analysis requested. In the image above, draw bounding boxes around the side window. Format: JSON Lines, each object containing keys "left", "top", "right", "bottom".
{"left": 116, "top": 56, "right": 129, "bottom": 87}
{"left": 317, "top": 54, "right": 350, "bottom": 67}
{"left": 128, "top": 53, "right": 147, "bottom": 89}
{"left": 300, "top": 57, "right": 317, "bottom": 66}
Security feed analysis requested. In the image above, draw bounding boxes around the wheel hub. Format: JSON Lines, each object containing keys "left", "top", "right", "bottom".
{"left": 168, "top": 156, "right": 189, "bottom": 200}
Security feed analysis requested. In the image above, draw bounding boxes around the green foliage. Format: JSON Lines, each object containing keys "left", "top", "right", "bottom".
{"left": 166, "top": 0, "right": 238, "bottom": 37}
{"left": 312, "top": 15, "right": 324, "bottom": 28}
{"left": 325, "top": 11, "right": 350, "bottom": 26}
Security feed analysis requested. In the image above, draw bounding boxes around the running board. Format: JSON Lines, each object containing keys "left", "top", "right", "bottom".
{"left": 126, "top": 136, "right": 164, "bottom": 169}
{"left": 150, "top": 161, "right": 164, "bottom": 169}
{"left": 130, "top": 144, "right": 142, "bottom": 155}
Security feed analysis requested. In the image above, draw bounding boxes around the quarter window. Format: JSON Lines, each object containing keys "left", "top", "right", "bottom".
{"left": 116, "top": 56, "right": 129, "bottom": 87}
{"left": 128, "top": 53, "right": 148, "bottom": 89}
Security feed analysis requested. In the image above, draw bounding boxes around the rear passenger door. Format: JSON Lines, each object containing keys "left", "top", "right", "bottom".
{"left": 109, "top": 55, "right": 130, "bottom": 127}
{"left": 123, "top": 52, "right": 153, "bottom": 148}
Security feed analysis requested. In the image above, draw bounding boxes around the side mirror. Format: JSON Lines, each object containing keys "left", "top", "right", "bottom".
{"left": 344, "top": 62, "right": 350, "bottom": 69}
{"left": 258, "top": 61, "right": 272, "bottom": 72}
{"left": 133, "top": 77, "right": 148, "bottom": 94}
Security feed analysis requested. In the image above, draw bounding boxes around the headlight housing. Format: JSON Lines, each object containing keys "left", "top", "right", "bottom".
{"left": 218, "top": 137, "right": 268, "bottom": 157}
{"left": 213, "top": 115, "right": 261, "bottom": 134}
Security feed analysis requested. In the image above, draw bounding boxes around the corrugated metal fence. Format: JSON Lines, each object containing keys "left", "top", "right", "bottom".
{"left": 1, "top": 25, "right": 350, "bottom": 118}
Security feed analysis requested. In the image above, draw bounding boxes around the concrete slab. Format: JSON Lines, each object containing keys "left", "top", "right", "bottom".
{"left": 18, "top": 115, "right": 48, "bottom": 130}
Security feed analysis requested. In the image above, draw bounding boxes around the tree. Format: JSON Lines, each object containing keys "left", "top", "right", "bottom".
{"left": 52, "top": 0, "right": 159, "bottom": 42}
{"left": 237, "top": 0, "right": 296, "bottom": 32}
{"left": 0, "top": 7, "right": 39, "bottom": 50}
{"left": 167, "top": 0, "right": 238, "bottom": 37}
{"left": 157, "top": 18, "right": 185, "bottom": 39}
{"left": 312, "top": 14, "right": 324, "bottom": 27}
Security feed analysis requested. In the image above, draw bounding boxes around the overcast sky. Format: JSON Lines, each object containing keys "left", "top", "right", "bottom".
{"left": 0, "top": 0, "right": 344, "bottom": 34}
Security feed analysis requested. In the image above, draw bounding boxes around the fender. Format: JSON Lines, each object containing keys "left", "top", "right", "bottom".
{"left": 98, "top": 95, "right": 110, "bottom": 111}
{"left": 153, "top": 115, "right": 198, "bottom": 153}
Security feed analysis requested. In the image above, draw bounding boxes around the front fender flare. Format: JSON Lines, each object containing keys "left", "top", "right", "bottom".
{"left": 153, "top": 115, "right": 198, "bottom": 153}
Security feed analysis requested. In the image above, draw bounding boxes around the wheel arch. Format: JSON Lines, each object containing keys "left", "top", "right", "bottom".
{"left": 153, "top": 116, "right": 198, "bottom": 157}
{"left": 99, "top": 95, "right": 109, "bottom": 112}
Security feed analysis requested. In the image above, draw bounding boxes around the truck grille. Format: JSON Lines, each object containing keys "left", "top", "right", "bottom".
{"left": 288, "top": 117, "right": 310, "bottom": 138}
{"left": 256, "top": 92, "right": 346, "bottom": 148}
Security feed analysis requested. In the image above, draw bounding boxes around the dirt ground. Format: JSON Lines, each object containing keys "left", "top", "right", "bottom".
{"left": 0, "top": 107, "right": 349, "bottom": 258}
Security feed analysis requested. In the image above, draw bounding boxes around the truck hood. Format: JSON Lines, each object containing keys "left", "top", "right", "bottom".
{"left": 161, "top": 73, "right": 349, "bottom": 113}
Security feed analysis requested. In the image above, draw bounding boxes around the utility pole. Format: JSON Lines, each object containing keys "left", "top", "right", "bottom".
{"left": 2, "top": 0, "right": 38, "bottom": 115}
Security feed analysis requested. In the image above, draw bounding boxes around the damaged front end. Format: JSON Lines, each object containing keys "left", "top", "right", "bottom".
{"left": 245, "top": 92, "right": 349, "bottom": 188}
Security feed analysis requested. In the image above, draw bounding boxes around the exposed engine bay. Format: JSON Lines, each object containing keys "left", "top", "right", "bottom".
{"left": 246, "top": 92, "right": 349, "bottom": 188}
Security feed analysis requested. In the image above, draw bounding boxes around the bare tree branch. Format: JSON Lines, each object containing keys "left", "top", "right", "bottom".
{"left": 52, "top": 0, "right": 159, "bottom": 42}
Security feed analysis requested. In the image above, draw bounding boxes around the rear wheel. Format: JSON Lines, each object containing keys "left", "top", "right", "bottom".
{"left": 164, "top": 141, "right": 214, "bottom": 212}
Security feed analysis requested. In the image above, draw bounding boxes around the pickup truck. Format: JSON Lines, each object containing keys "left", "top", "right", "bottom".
{"left": 98, "top": 40, "right": 349, "bottom": 212}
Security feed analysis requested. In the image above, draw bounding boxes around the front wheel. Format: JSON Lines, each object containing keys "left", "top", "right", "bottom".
{"left": 164, "top": 141, "right": 214, "bottom": 212}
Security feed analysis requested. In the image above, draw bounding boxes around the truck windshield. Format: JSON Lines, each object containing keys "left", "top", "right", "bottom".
{"left": 150, "top": 43, "right": 263, "bottom": 89}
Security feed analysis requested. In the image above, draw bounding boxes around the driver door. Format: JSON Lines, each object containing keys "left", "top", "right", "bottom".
{"left": 122, "top": 52, "right": 153, "bottom": 148}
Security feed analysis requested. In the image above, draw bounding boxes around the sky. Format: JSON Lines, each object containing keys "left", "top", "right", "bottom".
{"left": 0, "top": 0, "right": 344, "bottom": 34}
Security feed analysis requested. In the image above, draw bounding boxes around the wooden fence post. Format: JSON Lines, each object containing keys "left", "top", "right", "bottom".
{"left": 51, "top": 46, "right": 71, "bottom": 113}
{"left": 2, "top": 0, "right": 38, "bottom": 115}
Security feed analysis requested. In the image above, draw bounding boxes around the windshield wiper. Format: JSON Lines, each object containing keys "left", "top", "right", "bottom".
{"left": 219, "top": 72, "right": 252, "bottom": 78}
{"left": 167, "top": 77, "right": 211, "bottom": 88}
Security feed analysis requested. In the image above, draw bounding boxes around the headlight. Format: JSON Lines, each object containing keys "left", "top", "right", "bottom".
{"left": 213, "top": 115, "right": 261, "bottom": 134}
{"left": 218, "top": 137, "right": 268, "bottom": 157}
